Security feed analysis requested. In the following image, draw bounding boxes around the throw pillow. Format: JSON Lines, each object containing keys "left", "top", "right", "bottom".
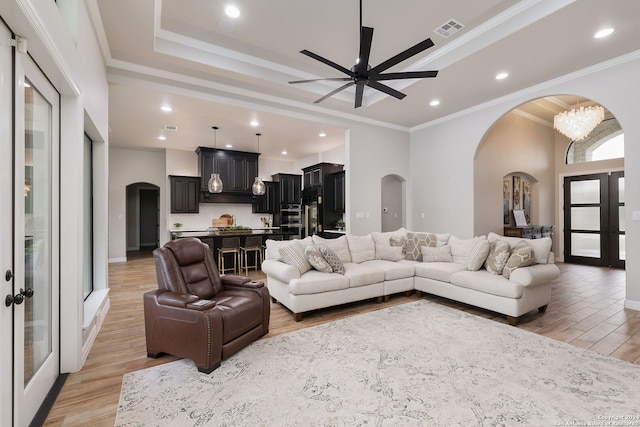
{"left": 449, "top": 235, "right": 485, "bottom": 265}
{"left": 421, "top": 245, "right": 453, "bottom": 262}
{"left": 279, "top": 242, "right": 312, "bottom": 275}
{"left": 375, "top": 245, "right": 403, "bottom": 262}
{"left": 404, "top": 232, "right": 437, "bottom": 261}
{"left": 346, "top": 234, "right": 376, "bottom": 263}
{"left": 502, "top": 241, "right": 535, "bottom": 279}
{"left": 484, "top": 239, "right": 511, "bottom": 275}
{"left": 487, "top": 232, "right": 551, "bottom": 264}
{"left": 312, "top": 235, "right": 352, "bottom": 263}
{"left": 265, "top": 239, "right": 289, "bottom": 261}
{"left": 371, "top": 228, "right": 407, "bottom": 261}
{"left": 304, "top": 245, "right": 333, "bottom": 273}
{"left": 467, "top": 239, "right": 491, "bottom": 271}
{"left": 317, "top": 244, "right": 345, "bottom": 275}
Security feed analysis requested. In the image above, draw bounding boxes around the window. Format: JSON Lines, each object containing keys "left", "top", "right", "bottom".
{"left": 566, "top": 118, "right": 624, "bottom": 164}
{"left": 83, "top": 133, "right": 93, "bottom": 300}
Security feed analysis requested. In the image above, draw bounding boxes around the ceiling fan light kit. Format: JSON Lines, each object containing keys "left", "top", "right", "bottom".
{"left": 289, "top": 0, "right": 439, "bottom": 108}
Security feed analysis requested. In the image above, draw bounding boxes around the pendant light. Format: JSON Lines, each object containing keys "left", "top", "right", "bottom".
{"left": 252, "top": 133, "right": 266, "bottom": 196}
{"left": 208, "top": 126, "right": 223, "bottom": 193}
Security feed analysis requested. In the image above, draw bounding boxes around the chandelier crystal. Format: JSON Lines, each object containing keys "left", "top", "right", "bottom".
{"left": 553, "top": 105, "right": 605, "bottom": 141}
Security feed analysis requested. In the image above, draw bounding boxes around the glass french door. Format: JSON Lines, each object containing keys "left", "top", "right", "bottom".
{"left": 1, "top": 24, "right": 60, "bottom": 426}
{"left": 563, "top": 172, "right": 625, "bottom": 268}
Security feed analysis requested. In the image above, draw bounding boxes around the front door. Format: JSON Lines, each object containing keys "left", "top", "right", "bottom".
{"left": 0, "top": 24, "right": 60, "bottom": 426}
{"left": 563, "top": 172, "right": 625, "bottom": 268}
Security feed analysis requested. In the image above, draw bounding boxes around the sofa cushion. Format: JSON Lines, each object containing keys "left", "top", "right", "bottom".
{"left": 421, "top": 245, "right": 453, "bottom": 262}
{"left": 347, "top": 234, "right": 376, "bottom": 263}
{"left": 404, "top": 232, "right": 437, "bottom": 261}
{"left": 467, "top": 239, "right": 490, "bottom": 271}
{"left": 343, "top": 263, "right": 385, "bottom": 288}
{"left": 414, "top": 261, "right": 467, "bottom": 283}
{"left": 450, "top": 270, "right": 524, "bottom": 299}
{"left": 289, "top": 270, "right": 350, "bottom": 295}
{"left": 488, "top": 232, "right": 551, "bottom": 265}
{"left": 449, "top": 235, "right": 485, "bottom": 265}
{"left": 265, "top": 239, "right": 290, "bottom": 261}
{"left": 375, "top": 245, "right": 403, "bottom": 262}
{"left": 305, "top": 245, "right": 332, "bottom": 273}
{"left": 317, "top": 244, "right": 345, "bottom": 275}
{"left": 279, "top": 241, "right": 312, "bottom": 275}
{"left": 313, "top": 235, "right": 351, "bottom": 263}
{"left": 503, "top": 241, "right": 535, "bottom": 279}
{"left": 484, "top": 239, "right": 511, "bottom": 275}
{"left": 360, "top": 259, "right": 415, "bottom": 281}
{"left": 371, "top": 228, "right": 407, "bottom": 261}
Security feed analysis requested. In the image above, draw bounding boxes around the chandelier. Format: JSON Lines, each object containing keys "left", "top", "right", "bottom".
{"left": 553, "top": 105, "right": 605, "bottom": 141}
{"left": 252, "top": 133, "right": 266, "bottom": 196}
{"left": 208, "top": 126, "right": 223, "bottom": 193}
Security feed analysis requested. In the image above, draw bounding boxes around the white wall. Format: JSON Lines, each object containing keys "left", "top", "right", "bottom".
{"left": 410, "top": 52, "right": 640, "bottom": 309}
{"left": 108, "top": 148, "right": 166, "bottom": 261}
{"left": 347, "top": 124, "right": 410, "bottom": 236}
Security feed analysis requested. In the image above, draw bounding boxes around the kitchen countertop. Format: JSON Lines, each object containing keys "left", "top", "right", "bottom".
{"left": 170, "top": 228, "right": 284, "bottom": 239}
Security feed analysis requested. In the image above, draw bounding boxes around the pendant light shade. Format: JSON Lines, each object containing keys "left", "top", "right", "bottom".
{"left": 208, "top": 126, "right": 223, "bottom": 193}
{"left": 252, "top": 133, "right": 266, "bottom": 196}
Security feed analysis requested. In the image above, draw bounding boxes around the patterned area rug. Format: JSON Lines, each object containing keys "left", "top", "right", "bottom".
{"left": 116, "top": 300, "right": 640, "bottom": 426}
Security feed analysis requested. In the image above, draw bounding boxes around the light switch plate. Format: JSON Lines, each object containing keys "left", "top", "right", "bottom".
{"left": 633, "top": 211, "right": 640, "bottom": 221}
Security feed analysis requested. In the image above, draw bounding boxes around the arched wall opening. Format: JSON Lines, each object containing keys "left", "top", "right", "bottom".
{"left": 474, "top": 95, "right": 624, "bottom": 258}
{"left": 381, "top": 174, "right": 406, "bottom": 232}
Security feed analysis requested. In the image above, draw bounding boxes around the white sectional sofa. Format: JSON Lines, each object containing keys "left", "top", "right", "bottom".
{"left": 261, "top": 229, "right": 560, "bottom": 325}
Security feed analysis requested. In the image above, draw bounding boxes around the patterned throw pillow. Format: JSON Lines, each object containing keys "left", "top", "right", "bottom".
{"left": 421, "top": 245, "right": 453, "bottom": 262}
{"left": 484, "top": 240, "right": 511, "bottom": 275}
{"left": 317, "top": 244, "right": 345, "bottom": 275}
{"left": 404, "top": 232, "right": 437, "bottom": 261}
{"left": 467, "top": 239, "right": 490, "bottom": 271}
{"left": 305, "top": 245, "right": 333, "bottom": 273}
{"left": 279, "top": 242, "right": 312, "bottom": 275}
{"left": 502, "top": 241, "right": 535, "bottom": 279}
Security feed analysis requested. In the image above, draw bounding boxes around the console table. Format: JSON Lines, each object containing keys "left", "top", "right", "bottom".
{"left": 503, "top": 225, "right": 554, "bottom": 240}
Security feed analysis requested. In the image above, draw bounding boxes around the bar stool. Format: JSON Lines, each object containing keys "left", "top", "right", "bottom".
{"left": 217, "top": 237, "right": 241, "bottom": 274}
{"left": 241, "top": 236, "right": 264, "bottom": 275}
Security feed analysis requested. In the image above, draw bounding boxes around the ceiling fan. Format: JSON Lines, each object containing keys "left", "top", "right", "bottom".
{"left": 289, "top": 0, "right": 439, "bottom": 108}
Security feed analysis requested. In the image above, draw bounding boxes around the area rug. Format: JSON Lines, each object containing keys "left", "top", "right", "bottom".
{"left": 116, "top": 300, "right": 640, "bottom": 426}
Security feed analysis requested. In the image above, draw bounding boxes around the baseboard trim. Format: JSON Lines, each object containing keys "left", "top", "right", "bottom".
{"left": 108, "top": 257, "right": 127, "bottom": 263}
{"left": 624, "top": 299, "right": 640, "bottom": 311}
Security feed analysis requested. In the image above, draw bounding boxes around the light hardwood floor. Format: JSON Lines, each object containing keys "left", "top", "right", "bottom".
{"left": 45, "top": 254, "right": 640, "bottom": 426}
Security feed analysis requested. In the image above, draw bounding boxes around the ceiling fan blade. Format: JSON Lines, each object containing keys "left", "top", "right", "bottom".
{"left": 313, "top": 81, "right": 356, "bottom": 104}
{"left": 355, "top": 26, "right": 374, "bottom": 75}
{"left": 367, "top": 80, "right": 406, "bottom": 100}
{"left": 374, "top": 70, "right": 439, "bottom": 81}
{"left": 300, "top": 50, "right": 355, "bottom": 77}
{"left": 289, "top": 77, "right": 352, "bottom": 84}
{"left": 370, "top": 38, "right": 435, "bottom": 74}
{"left": 355, "top": 83, "right": 365, "bottom": 108}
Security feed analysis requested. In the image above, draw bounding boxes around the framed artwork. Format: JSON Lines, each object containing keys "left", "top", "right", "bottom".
{"left": 513, "top": 209, "right": 527, "bottom": 227}
{"left": 503, "top": 177, "right": 511, "bottom": 224}
{"left": 512, "top": 176, "right": 521, "bottom": 210}
{"left": 522, "top": 179, "right": 531, "bottom": 223}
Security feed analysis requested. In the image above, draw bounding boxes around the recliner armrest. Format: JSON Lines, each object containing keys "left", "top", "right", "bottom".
{"left": 221, "top": 274, "right": 251, "bottom": 287}
{"left": 228, "top": 280, "right": 265, "bottom": 289}
{"left": 156, "top": 290, "right": 199, "bottom": 308}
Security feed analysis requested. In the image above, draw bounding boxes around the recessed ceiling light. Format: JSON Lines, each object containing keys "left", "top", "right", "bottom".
{"left": 225, "top": 144, "right": 233, "bottom": 148}
{"left": 250, "top": 120, "right": 259, "bottom": 127}
{"left": 430, "top": 99, "right": 440, "bottom": 106}
{"left": 281, "top": 150, "right": 288, "bottom": 155}
{"left": 594, "top": 28, "right": 614, "bottom": 39}
{"left": 319, "top": 132, "right": 327, "bottom": 137}
{"left": 160, "top": 105, "right": 172, "bottom": 112}
{"left": 158, "top": 135, "right": 166, "bottom": 141}
{"left": 495, "top": 72, "right": 509, "bottom": 80}
{"left": 225, "top": 5, "right": 240, "bottom": 18}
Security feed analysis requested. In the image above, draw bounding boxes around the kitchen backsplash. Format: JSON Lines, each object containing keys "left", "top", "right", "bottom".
{"left": 169, "top": 203, "right": 273, "bottom": 231}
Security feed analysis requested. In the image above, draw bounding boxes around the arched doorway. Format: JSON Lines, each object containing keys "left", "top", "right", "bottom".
{"left": 126, "top": 182, "right": 160, "bottom": 255}
{"left": 381, "top": 174, "right": 405, "bottom": 232}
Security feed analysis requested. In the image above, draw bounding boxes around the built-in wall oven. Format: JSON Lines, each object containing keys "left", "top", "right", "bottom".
{"left": 280, "top": 203, "right": 301, "bottom": 239}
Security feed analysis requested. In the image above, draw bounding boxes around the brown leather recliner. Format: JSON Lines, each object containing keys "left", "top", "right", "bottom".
{"left": 144, "top": 237, "right": 270, "bottom": 373}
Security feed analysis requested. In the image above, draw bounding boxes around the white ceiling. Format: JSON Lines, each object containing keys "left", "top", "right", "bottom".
{"left": 94, "top": 0, "right": 640, "bottom": 160}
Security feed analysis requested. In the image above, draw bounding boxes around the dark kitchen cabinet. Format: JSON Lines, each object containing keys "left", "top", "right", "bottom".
{"left": 332, "top": 171, "right": 345, "bottom": 213}
{"left": 196, "top": 147, "right": 260, "bottom": 202}
{"left": 302, "top": 163, "right": 343, "bottom": 189}
{"left": 272, "top": 173, "right": 301, "bottom": 204}
{"left": 252, "top": 181, "right": 278, "bottom": 213}
{"left": 169, "top": 175, "right": 200, "bottom": 213}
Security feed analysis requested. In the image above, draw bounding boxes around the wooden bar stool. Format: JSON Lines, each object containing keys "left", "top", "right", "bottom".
{"left": 217, "top": 237, "right": 241, "bottom": 274}
{"left": 241, "top": 236, "right": 264, "bottom": 275}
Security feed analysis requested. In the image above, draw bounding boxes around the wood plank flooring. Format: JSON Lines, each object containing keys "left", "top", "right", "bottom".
{"left": 44, "top": 255, "right": 639, "bottom": 426}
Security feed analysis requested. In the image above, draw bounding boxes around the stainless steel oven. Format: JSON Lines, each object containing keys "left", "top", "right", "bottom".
{"left": 280, "top": 203, "right": 301, "bottom": 239}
